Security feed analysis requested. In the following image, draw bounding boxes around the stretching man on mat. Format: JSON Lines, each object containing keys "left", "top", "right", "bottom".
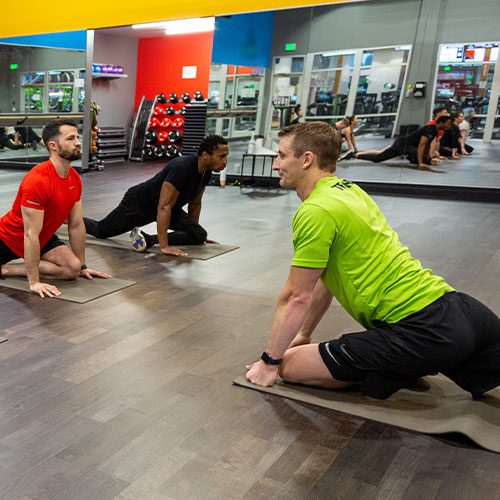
{"left": 246, "top": 121, "right": 499, "bottom": 400}
{"left": 84, "top": 135, "right": 229, "bottom": 257}
{"left": 0, "top": 119, "right": 111, "bottom": 297}
{"left": 346, "top": 116, "right": 452, "bottom": 171}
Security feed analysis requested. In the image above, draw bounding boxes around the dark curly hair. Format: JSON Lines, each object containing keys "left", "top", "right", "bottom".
{"left": 42, "top": 119, "right": 80, "bottom": 149}
{"left": 197, "top": 135, "right": 228, "bottom": 156}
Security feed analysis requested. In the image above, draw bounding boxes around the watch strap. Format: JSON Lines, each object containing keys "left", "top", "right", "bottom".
{"left": 261, "top": 351, "right": 283, "bottom": 365}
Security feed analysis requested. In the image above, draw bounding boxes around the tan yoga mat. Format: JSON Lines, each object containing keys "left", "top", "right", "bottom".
{"left": 0, "top": 277, "right": 136, "bottom": 303}
{"left": 0, "top": 337, "right": 7, "bottom": 344}
{"left": 233, "top": 375, "right": 500, "bottom": 453}
{"left": 57, "top": 230, "right": 238, "bottom": 260}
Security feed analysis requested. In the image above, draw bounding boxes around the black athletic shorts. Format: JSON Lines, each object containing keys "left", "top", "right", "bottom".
{"left": 319, "top": 292, "right": 500, "bottom": 399}
{"left": 0, "top": 234, "right": 66, "bottom": 265}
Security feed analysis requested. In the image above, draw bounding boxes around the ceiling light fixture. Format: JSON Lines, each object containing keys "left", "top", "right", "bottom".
{"left": 164, "top": 17, "right": 215, "bottom": 35}
{"left": 132, "top": 21, "right": 171, "bottom": 30}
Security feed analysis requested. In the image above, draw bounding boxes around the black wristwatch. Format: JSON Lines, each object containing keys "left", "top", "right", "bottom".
{"left": 261, "top": 351, "right": 283, "bottom": 365}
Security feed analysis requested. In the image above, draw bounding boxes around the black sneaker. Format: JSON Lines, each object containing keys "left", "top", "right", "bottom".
{"left": 141, "top": 231, "right": 158, "bottom": 249}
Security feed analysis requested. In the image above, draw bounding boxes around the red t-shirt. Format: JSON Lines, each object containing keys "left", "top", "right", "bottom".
{"left": 427, "top": 119, "right": 443, "bottom": 138}
{"left": 0, "top": 160, "right": 82, "bottom": 257}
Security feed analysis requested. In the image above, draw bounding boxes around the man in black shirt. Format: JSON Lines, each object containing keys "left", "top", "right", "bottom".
{"left": 350, "top": 116, "right": 452, "bottom": 170}
{"left": 439, "top": 113, "right": 462, "bottom": 159}
{"left": 84, "top": 135, "right": 229, "bottom": 256}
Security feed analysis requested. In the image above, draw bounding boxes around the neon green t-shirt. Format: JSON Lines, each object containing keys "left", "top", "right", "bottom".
{"left": 291, "top": 177, "right": 454, "bottom": 328}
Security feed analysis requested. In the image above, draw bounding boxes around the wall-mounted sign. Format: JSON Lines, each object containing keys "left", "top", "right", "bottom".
{"left": 182, "top": 65, "right": 197, "bottom": 79}
{"left": 285, "top": 43, "right": 296, "bottom": 52}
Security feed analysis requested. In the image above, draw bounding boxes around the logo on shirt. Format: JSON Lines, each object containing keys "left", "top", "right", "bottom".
{"left": 331, "top": 179, "right": 353, "bottom": 191}
{"left": 69, "top": 185, "right": 75, "bottom": 190}
{"left": 26, "top": 200, "right": 41, "bottom": 206}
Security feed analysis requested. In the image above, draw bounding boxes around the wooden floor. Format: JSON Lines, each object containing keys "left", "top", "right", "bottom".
{"left": 0, "top": 163, "right": 499, "bottom": 499}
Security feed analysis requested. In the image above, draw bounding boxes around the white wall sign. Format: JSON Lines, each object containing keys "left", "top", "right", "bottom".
{"left": 182, "top": 66, "right": 197, "bottom": 79}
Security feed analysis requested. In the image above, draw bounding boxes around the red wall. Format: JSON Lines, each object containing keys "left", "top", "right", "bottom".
{"left": 135, "top": 32, "right": 214, "bottom": 107}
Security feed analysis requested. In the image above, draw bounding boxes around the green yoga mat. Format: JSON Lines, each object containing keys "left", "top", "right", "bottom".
{"left": 0, "top": 277, "right": 136, "bottom": 303}
{"left": 233, "top": 375, "right": 500, "bottom": 453}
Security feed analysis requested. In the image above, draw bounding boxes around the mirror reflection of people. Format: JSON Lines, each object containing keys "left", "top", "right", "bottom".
{"left": 337, "top": 115, "right": 359, "bottom": 161}
{"left": 15, "top": 126, "right": 44, "bottom": 150}
{"left": 0, "top": 127, "right": 24, "bottom": 151}
{"left": 458, "top": 110, "right": 475, "bottom": 155}
{"left": 289, "top": 104, "right": 304, "bottom": 125}
{"left": 0, "top": 119, "right": 111, "bottom": 297}
{"left": 427, "top": 107, "right": 449, "bottom": 162}
{"left": 245, "top": 121, "right": 500, "bottom": 400}
{"left": 352, "top": 116, "right": 452, "bottom": 171}
{"left": 84, "top": 136, "right": 229, "bottom": 257}
{"left": 439, "top": 113, "right": 463, "bottom": 159}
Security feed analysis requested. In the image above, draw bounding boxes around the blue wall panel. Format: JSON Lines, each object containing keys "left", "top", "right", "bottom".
{"left": 212, "top": 13, "right": 275, "bottom": 68}
{"left": 0, "top": 31, "right": 87, "bottom": 50}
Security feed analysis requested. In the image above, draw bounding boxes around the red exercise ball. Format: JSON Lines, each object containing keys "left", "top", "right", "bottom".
{"left": 153, "top": 105, "right": 164, "bottom": 116}
{"left": 160, "top": 117, "right": 172, "bottom": 128}
{"left": 149, "top": 117, "right": 160, "bottom": 128}
{"left": 172, "top": 116, "right": 184, "bottom": 128}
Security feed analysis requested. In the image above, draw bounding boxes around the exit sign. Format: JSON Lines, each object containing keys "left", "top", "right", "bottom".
{"left": 10, "top": 63, "right": 18, "bottom": 70}
{"left": 285, "top": 43, "right": 296, "bottom": 52}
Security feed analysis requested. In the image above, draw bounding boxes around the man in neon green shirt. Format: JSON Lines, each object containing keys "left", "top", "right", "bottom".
{"left": 246, "top": 121, "right": 499, "bottom": 399}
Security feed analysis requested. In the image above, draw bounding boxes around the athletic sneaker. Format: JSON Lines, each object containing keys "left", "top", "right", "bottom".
{"left": 130, "top": 227, "right": 147, "bottom": 252}
{"left": 338, "top": 149, "right": 355, "bottom": 162}
{"left": 142, "top": 231, "right": 159, "bottom": 249}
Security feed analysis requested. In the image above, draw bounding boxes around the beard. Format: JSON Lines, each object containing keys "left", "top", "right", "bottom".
{"left": 58, "top": 145, "right": 82, "bottom": 161}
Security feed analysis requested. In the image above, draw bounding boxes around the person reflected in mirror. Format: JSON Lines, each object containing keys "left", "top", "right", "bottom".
{"left": 14, "top": 126, "right": 44, "bottom": 150}
{"left": 337, "top": 115, "right": 359, "bottom": 161}
{"left": 427, "top": 107, "right": 449, "bottom": 162}
{"left": 351, "top": 116, "right": 452, "bottom": 171}
{"left": 0, "top": 127, "right": 24, "bottom": 151}
{"left": 439, "top": 113, "right": 464, "bottom": 159}
{"left": 289, "top": 104, "right": 304, "bottom": 125}
{"left": 458, "top": 109, "right": 475, "bottom": 155}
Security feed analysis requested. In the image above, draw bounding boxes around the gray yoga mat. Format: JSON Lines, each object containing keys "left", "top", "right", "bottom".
{"left": 57, "top": 231, "right": 238, "bottom": 260}
{"left": 0, "top": 277, "right": 136, "bottom": 303}
{"left": 233, "top": 375, "right": 500, "bottom": 453}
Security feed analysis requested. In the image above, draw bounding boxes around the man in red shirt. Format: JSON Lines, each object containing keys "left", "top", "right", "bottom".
{"left": 0, "top": 119, "right": 110, "bottom": 297}
{"left": 427, "top": 106, "right": 449, "bottom": 160}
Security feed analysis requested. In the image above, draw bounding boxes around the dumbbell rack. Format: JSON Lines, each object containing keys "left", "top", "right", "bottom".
{"left": 181, "top": 102, "right": 208, "bottom": 156}
{"left": 95, "top": 127, "right": 127, "bottom": 168}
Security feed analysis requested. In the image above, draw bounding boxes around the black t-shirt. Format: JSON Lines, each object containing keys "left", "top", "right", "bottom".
{"left": 395, "top": 124, "right": 437, "bottom": 148}
{"left": 134, "top": 155, "right": 211, "bottom": 218}
{"left": 440, "top": 124, "right": 460, "bottom": 149}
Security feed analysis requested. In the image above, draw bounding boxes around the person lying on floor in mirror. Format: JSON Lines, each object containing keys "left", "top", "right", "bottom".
{"left": 245, "top": 121, "right": 500, "bottom": 400}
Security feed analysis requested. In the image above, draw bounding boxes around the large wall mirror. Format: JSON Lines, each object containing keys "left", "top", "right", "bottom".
{"left": 213, "top": 0, "right": 500, "bottom": 192}
{"left": 0, "top": 39, "right": 85, "bottom": 170}
{"left": 2, "top": 1, "right": 496, "bottom": 195}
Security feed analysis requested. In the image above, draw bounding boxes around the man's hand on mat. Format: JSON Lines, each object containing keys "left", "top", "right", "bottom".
{"left": 160, "top": 245, "right": 189, "bottom": 257}
{"left": 288, "top": 331, "right": 312, "bottom": 349}
{"left": 81, "top": 268, "right": 112, "bottom": 280}
{"left": 205, "top": 239, "right": 219, "bottom": 244}
{"left": 245, "top": 360, "right": 279, "bottom": 387}
{"left": 30, "top": 281, "right": 61, "bottom": 298}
